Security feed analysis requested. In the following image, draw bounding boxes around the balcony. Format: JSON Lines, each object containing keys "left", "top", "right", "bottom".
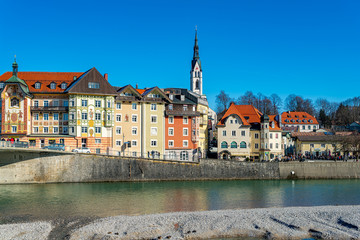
{"left": 116, "top": 96, "right": 136, "bottom": 101}
{"left": 31, "top": 106, "right": 69, "bottom": 112}
{"left": 165, "top": 110, "right": 200, "bottom": 117}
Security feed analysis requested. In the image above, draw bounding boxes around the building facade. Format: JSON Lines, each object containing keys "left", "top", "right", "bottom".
{"left": 281, "top": 111, "right": 319, "bottom": 132}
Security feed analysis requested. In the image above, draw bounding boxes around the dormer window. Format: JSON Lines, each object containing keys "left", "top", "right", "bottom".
{"left": 88, "top": 82, "right": 100, "bottom": 89}
{"left": 50, "top": 82, "right": 56, "bottom": 89}
{"left": 310, "top": 120, "right": 313, "bottom": 123}
{"left": 295, "top": 115, "right": 299, "bottom": 118}
{"left": 61, "top": 82, "right": 67, "bottom": 89}
{"left": 35, "top": 82, "right": 41, "bottom": 89}
{"left": 169, "top": 94, "right": 173, "bottom": 100}
{"left": 0, "top": 82, "right": 4, "bottom": 89}
{"left": 303, "top": 119, "right": 307, "bottom": 123}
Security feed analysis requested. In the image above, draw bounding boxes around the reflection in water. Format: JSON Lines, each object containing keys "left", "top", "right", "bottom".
{"left": 0, "top": 180, "right": 360, "bottom": 220}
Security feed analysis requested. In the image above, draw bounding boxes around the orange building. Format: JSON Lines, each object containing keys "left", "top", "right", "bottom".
{"left": 164, "top": 88, "right": 200, "bottom": 161}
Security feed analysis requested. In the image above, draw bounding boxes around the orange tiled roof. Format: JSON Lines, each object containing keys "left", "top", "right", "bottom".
{"left": 217, "top": 103, "right": 251, "bottom": 126}
{"left": 268, "top": 115, "right": 281, "bottom": 131}
{"left": 281, "top": 111, "right": 319, "bottom": 125}
{"left": 0, "top": 71, "right": 84, "bottom": 93}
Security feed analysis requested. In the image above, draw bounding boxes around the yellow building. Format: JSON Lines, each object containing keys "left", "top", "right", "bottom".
{"left": 294, "top": 135, "right": 342, "bottom": 157}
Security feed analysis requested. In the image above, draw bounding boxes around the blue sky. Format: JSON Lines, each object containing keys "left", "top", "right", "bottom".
{"left": 1, "top": 0, "right": 360, "bottom": 109}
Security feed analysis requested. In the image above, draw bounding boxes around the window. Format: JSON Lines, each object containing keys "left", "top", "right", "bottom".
{"left": 151, "top": 104, "right": 157, "bottom": 111}
{"left": 116, "top": 140, "right": 122, "bottom": 146}
{"left": 116, "top": 114, "right": 121, "bottom": 122}
{"left": 132, "top": 103, "right": 137, "bottom": 110}
{"left": 44, "top": 100, "right": 49, "bottom": 107}
{"left": 107, "top": 101, "right": 111, "bottom": 108}
{"left": 231, "top": 141, "right": 237, "bottom": 148}
{"left": 183, "top": 117, "right": 188, "bottom": 124}
{"left": 230, "top": 120, "right": 233, "bottom": 124}
{"left": 116, "top": 127, "right": 122, "bottom": 135}
{"left": 232, "top": 131, "right": 236, "bottom": 136}
{"left": 95, "top": 100, "right": 101, "bottom": 108}
{"left": 180, "top": 151, "right": 189, "bottom": 161}
{"left": 29, "top": 140, "right": 36, "bottom": 147}
{"left": 81, "top": 99, "right": 87, "bottom": 107}
{"left": 116, "top": 103, "right": 121, "bottom": 109}
{"left": 308, "top": 126, "right": 311, "bottom": 130}
{"left": 132, "top": 152, "right": 137, "bottom": 157}
{"left": 107, "top": 113, "right": 111, "bottom": 121}
{"left": 44, "top": 113, "right": 49, "bottom": 121}
{"left": 11, "top": 98, "right": 19, "bottom": 107}
{"left": 222, "top": 130, "right": 226, "bottom": 136}
{"left": 88, "top": 82, "right": 100, "bottom": 89}
{"left": 95, "top": 113, "right": 101, "bottom": 120}
{"left": 95, "top": 127, "right": 101, "bottom": 133}
{"left": 183, "top": 128, "right": 188, "bottom": 136}
{"left": 168, "top": 128, "right": 174, "bottom": 136}
{"left": 35, "top": 82, "right": 41, "bottom": 89}
{"left": 132, "top": 140, "right": 137, "bottom": 147}
{"left": 0, "top": 82, "right": 4, "bottom": 89}
{"left": 270, "top": 143, "right": 273, "bottom": 149}
{"left": 168, "top": 140, "right": 174, "bottom": 147}
{"left": 96, "top": 149, "right": 101, "bottom": 154}
{"left": 321, "top": 144, "right": 325, "bottom": 148}
{"left": 81, "top": 127, "right": 87, "bottom": 133}
{"left": 43, "top": 127, "right": 48, "bottom": 133}
{"left": 132, "top": 127, "right": 137, "bottom": 135}
{"left": 255, "top": 133, "right": 259, "bottom": 139}
{"left": 276, "top": 133, "right": 278, "bottom": 139}
{"left": 302, "top": 126, "right": 305, "bottom": 130}
{"left": 53, "top": 113, "right": 59, "bottom": 120}
{"left": 63, "top": 113, "right": 68, "bottom": 121}
{"left": 255, "top": 143, "right": 259, "bottom": 149}
{"left": 310, "top": 144, "right": 314, "bottom": 148}
{"left": 168, "top": 116, "right": 174, "bottom": 124}
{"left": 53, "top": 127, "right": 59, "bottom": 133}
{"left": 34, "top": 100, "right": 39, "bottom": 107}
{"left": 82, "top": 112, "right": 88, "bottom": 120}
{"left": 183, "top": 140, "right": 188, "bottom": 147}
{"left": 70, "top": 113, "right": 75, "bottom": 120}
{"left": 132, "top": 114, "right": 138, "bottom": 122}
{"left": 240, "top": 141, "right": 247, "bottom": 148}
{"left": 34, "top": 114, "right": 39, "bottom": 120}
{"left": 276, "top": 143, "right": 279, "bottom": 149}
{"left": 234, "top": 119, "right": 238, "bottom": 124}
{"left": 70, "top": 100, "right": 75, "bottom": 107}
{"left": 95, "top": 139, "right": 101, "bottom": 144}
{"left": 151, "top": 115, "right": 157, "bottom": 123}
{"left": 70, "top": 127, "right": 74, "bottom": 133}
{"left": 183, "top": 105, "right": 188, "bottom": 111}
{"left": 241, "top": 131, "right": 245, "bottom": 136}
{"left": 33, "top": 127, "right": 38, "bottom": 133}
{"left": 151, "top": 127, "right": 157, "bottom": 136}
{"left": 270, "top": 133, "right": 273, "bottom": 139}
{"left": 50, "top": 82, "right": 56, "bottom": 89}
{"left": 313, "top": 125, "right": 316, "bottom": 129}
{"left": 151, "top": 140, "right": 157, "bottom": 147}
{"left": 221, "top": 141, "right": 228, "bottom": 148}
{"left": 168, "top": 104, "right": 173, "bottom": 110}
{"left": 63, "top": 127, "right": 68, "bottom": 133}
{"left": 61, "top": 82, "right": 67, "bottom": 89}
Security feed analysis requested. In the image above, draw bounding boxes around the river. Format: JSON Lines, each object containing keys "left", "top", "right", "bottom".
{"left": 0, "top": 179, "right": 360, "bottom": 221}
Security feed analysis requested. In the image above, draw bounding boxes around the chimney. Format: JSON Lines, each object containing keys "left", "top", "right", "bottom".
{"left": 104, "top": 73, "right": 108, "bottom": 81}
{"left": 136, "top": 83, "right": 138, "bottom": 89}
{"left": 73, "top": 76, "right": 77, "bottom": 81}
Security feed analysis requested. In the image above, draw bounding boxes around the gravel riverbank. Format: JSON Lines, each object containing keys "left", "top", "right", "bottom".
{"left": 1, "top": 205, "right": 360, "bottom": 239}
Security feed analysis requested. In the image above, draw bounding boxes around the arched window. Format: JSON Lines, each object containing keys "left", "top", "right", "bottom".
{"left": 240, "top": 141, "right": 247, "bottom": 148}
{"left": 180, "top": 151, "right": 189, "bottom": 161}
{"left": 11, "top": 97, "right": 19, "bottom": 107}
{"left": 50, "top": 82, "right": 56, "bottom": 89}
{"left": 195, "top": 80, "right": 199, "bottom": 89}
{"left": 231, "top": 141, "right": 237, "bottom": 148}
{"left": 221, "top": 141, "right": 228, "bottom": 148}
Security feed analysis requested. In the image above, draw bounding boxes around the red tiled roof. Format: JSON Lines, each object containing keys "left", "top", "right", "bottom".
{"left": 135, "top": 89, "right": 146, "bottom": 94}
{"left": 217, "top": 103, "right": 251, "bottom": 126}
{"left": 281, "top": 111, "right": 319, "bottom": 125}
{"left": 234, "top": 105, "right": 261, "bottom": 123}
{"left": 268, "top": 115, "right": 281, "bottom": 131}
{"left": 0, "top": 72, "right": 84, "bottom": 93}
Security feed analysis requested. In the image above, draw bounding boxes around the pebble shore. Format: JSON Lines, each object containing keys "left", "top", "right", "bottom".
{"left": 1, "top": 205, "right": 360, "bottom": 239}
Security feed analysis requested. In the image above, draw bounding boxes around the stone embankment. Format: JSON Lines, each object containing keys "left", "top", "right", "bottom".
{"left": 1, "top": 205, "right": 360, "bottom": 239}
{"left": 0, "top": 148, "right": 360, "bottom": 183}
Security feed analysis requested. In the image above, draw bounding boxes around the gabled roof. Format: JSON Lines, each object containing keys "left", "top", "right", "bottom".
{"left": 66, "top": 67, "right": 117, "bottom": 95}
{"left": 136, "top": 86, "right": 171, "bottom": 102}
{"left": 269, "top": 115, "right": 281, "bottom": 131}
{"left": 0, "top": 71, "right": 84, "bottom": 93}
{"left": 281, "top": 111, "right": 319, "bottom": 125}
{"left": 115, "top": 84, "right": 142, "bottom": 97}
{"left": 217, "top": 103, "right": 252, "bottom": 127}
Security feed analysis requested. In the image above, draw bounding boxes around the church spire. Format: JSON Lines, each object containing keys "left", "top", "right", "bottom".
{"left": 193, "top": 27, "right": 199, "bottom": 60}
{"left": 12, "top": 55, "right": 18, "bottom": 77}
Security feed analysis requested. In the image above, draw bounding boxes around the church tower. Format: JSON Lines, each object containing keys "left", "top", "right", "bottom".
{"left": 190, "top": 29, "right": 202, "bottom": 95}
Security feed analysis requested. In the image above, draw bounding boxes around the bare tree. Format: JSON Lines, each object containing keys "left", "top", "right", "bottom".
{"left": 285, "top": 94, "right": 315, "bottom": 115}
{"left": 270, "top": 93, "right": 282, "bottom": 115}
{"left": 237, "top": 91, "right": 256, "bottom": 105}
{"left": 216, "top": 90, "right": 232, "bottom": 113}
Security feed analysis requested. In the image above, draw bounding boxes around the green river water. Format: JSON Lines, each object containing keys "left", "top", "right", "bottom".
{"left": 0, "top": 179, "right": 359, "bottom": 221}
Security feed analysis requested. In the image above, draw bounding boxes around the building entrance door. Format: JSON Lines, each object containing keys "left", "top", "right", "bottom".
{"left": 81, "top": 138, "right": 87, "bottom": 148}
{"left": 40, "top": 139, "right": 45, "bottom": 148}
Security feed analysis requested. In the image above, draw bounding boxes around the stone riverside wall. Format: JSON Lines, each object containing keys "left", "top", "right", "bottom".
{"left": 0, "top": 149, "right": 360, "bottom": 184}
